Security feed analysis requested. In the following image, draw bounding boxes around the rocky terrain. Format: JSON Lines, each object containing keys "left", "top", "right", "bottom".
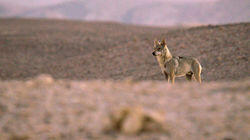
{"left": 0, "top": 75, "right": 249, "bottom": 140}
{"left": 0, "top": 19, "right": 249, "bottom": 82}
{"left": 0, "top": 19, "right": 249, "bottom": 140}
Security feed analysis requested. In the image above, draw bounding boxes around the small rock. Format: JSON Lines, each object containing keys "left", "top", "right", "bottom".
{"left": 35, "top": 74, "right": 54, "bottom": 85}
{"left": 25, "top": 74, "right": 54, "bottom": 87}
{"left": 121, "top": 107, "right": 144, "bottom": 134}
{"left": 105, "top": 106, "right": 168, "bottom": 134}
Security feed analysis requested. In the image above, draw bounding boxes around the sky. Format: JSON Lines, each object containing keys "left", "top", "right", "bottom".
{"left": 0, "top": 0, "right": 219, "bottom": 7}
{"left": 0, "top": 0, "right": 71, "bottom": 7}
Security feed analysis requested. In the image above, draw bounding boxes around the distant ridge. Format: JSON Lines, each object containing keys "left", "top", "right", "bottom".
{"left": 0, "top": 0, "right": 249, "bottom": 26}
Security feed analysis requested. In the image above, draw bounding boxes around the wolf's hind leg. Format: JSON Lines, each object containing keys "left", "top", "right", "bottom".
{"left": 193, "top": 68, "right": 202, "bottom": 83}
{"left": 192, "top": 61, "right": 202, "bottom": 83}
{"left": 194, "top": 73, "right": 201, "bottom": 83}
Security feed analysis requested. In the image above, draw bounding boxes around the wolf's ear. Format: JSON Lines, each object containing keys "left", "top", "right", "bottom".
{"left": 161, "top": 39, "right": 166, "bottom": 46}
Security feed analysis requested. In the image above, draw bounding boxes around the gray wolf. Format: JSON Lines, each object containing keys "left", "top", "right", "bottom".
{"left": 152, "top": 39, "right": 202, "bottom": 83}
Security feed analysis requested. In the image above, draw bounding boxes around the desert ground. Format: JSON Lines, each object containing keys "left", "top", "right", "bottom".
{"left": 0, "top": 19, "right": 249, "bottom": 81}
{"left": 0, "top": 19, "right": 249, "bottom": 140}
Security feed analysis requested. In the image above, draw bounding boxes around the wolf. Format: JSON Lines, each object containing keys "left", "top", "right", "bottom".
{"left": 152, "top": 39, "right": 202, "bottom": 83}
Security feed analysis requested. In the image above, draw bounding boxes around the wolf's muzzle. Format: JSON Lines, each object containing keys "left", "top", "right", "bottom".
{"left": 152, "top": 52, "right": 156, "bottom": 56}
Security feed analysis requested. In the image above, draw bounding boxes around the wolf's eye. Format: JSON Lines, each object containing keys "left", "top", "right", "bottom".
{"left": 157, "top": 48, "right": 161, "bottom": 51}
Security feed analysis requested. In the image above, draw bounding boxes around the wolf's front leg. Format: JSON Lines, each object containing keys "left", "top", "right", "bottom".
{"left": 169, "top": 71, "right": 175, "bottom": 84}
{"left": 164, "top": 71, "right": 170, "bottom": 83}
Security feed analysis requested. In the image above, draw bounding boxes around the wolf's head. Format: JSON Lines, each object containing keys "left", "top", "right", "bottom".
{"left": 152, "top": 39, "right": 167, "bottom": 56}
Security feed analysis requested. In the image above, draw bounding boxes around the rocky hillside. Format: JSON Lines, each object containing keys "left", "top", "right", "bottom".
{"left": 0, "top": 19, "right": 249, "bottom": 81}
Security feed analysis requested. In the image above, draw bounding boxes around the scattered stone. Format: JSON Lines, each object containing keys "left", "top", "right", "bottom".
{"left": 104, "top": 106, "right": 168, "bottom": 134}
{"left": 25, "top": 74, "right": 54, "bottom": 87}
